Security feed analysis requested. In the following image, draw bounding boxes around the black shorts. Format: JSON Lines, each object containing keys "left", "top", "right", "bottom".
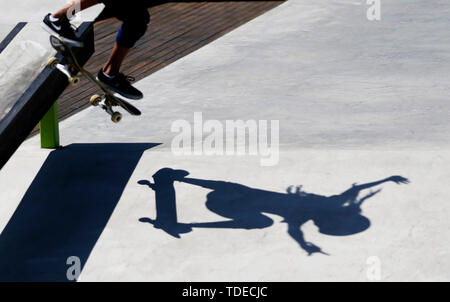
{"left": 98, "top": 0, "right": 150, "bottom": 47}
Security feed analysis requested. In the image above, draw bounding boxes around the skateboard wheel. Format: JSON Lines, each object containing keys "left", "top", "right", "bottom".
{"left": 47, "top": 57, "right": 59, "bottom": 69}
{"left": 111, "top": 112, "right": 122, "bottom": 123}
{"left": 90, "top": 94, "right": 102, "bottom": 106}
{"left": 69, "top": 76, "right": 80, "bottom": 86}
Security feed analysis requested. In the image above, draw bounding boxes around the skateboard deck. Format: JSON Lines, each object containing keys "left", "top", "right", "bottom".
{"left": 47, "top": 34, "right": 141, "bottom": 123}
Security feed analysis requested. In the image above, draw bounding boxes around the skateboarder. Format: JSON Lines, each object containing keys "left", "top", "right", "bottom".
{"left": 43, "top": 0, "right": 150, "bottom": 100}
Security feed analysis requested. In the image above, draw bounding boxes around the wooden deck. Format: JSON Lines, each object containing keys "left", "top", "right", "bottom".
{"left": 32, "top": 1, "right": 283, "bottom": 135}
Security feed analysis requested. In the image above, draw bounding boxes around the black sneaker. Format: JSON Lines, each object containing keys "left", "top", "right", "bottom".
{"left": 97, "top": 70, "right": 143, "bottom": 100}
{"left": 42, "top": 13, "right": 83, "bottom": 47}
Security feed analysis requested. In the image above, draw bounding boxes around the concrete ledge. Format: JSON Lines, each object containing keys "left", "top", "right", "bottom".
{"left": 0, "top": 22, "right": 94, "bottom": 170}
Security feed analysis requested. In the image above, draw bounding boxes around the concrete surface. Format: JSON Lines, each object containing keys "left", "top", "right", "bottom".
{"left": 0, "top": 0, "right": 449, "bottom": 281}
{"left": 0, "top": 24, "right": 15, "bottom": 43}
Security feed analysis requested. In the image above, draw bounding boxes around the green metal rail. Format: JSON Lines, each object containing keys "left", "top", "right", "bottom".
{"left": 40, "top": 102, "right": 60, "bottom": 149}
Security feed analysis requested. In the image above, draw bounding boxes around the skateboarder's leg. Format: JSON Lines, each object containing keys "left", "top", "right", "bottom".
{"left": 97, "top": 41, "right": 145, "bottom": 99}
{"left": 52, "top": 0, "right": 99, "bottom": 19}
{"left": 96, "top": 0, "right": 150, "bottom": 99}
{"left": 101, "top": 10, "right": 150, "bottom": 76}
{"left": 100, "top": 0, "right": 150, "bottom": 75}
{"left": 102, "top": 44, "right": 130, "bottom": 76}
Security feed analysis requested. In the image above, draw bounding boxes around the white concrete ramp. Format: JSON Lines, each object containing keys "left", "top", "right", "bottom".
{"left": 0, "top": 25, "right": 16, "bottom": 42}
{"left": 0, "top": 0, "right": 449, "bottom": 281}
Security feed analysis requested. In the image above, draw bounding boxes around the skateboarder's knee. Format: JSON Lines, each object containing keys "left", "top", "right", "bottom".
{"left": 116, "top": 11, "right": 150, "bottom": 48}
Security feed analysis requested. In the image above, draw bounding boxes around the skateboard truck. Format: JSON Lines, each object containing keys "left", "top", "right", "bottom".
{"left": 90, "top": 94, "right": 123, "bottom": 123}
{"left": 48, "top": 57, "right": 122, "bottom": 123}
{"left": 47, "top": 57, "right": 80, "bottom": 86}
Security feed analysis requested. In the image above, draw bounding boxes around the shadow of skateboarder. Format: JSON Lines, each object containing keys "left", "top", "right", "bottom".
{"left": 139, "top": 168, "right": 409, "bottom": 255}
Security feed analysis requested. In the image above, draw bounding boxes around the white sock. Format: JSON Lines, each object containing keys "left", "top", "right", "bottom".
{"left": 102, "top": 71, "right": 116, "bottom": 79}
{"left": 49, "top": 15, "right": 60, "bottom": 22}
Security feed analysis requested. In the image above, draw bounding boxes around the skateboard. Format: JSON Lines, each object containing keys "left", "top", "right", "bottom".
{"left": 47, "top": 34, "right": 141, "bottom": 123}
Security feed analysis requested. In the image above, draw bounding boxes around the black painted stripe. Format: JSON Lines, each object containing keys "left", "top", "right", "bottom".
{"left": 0, "top": 22, "right": 27, "bottom": 54}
